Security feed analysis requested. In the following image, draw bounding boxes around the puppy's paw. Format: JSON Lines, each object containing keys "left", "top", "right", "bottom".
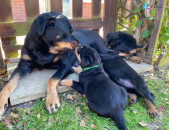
{"left": 129, "top": 56, "right": 142, "bottom": 64}
{"left": 147, "top": 108, "right": 158, "bottom": 118}
{"left": 0, "top": 93, "right": 8, "bottom": 121}
{"left": 72, "top": 66, "right": 82, "bottom": 74}
{"left": 59, "top": 80, "right": 73, "bottom": 87}
{"left": 129, "top": 98, "right": 137, "bottom": 106}
{"left": 46, "top": 93, "right": 60, "bottom": 114}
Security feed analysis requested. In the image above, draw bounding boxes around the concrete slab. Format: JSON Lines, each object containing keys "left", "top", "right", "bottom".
{"left": 8, "top": 61, "right": 153, "bottom": 106}
{"left": 10, "top": 69, "right": 79, "bottom": 105}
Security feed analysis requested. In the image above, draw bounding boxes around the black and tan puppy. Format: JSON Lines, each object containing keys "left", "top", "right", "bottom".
{"left": 106, "top": 31, "right": 144, "bottom": 63}
{"left": 100, "top": 51, "right": 157, "bottom": 117}
{"left": 73, "top": 29, "right": 158, "bottom": 117}
{"left": 60, "top": 46, "right": 128, "bottom": 130}
{"left": 0, "top": 12, "right": 78, "bottom": 119}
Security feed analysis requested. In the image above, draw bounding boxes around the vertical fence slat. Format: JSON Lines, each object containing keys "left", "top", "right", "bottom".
{"left": 0, "top": 0, "right": 13, "bottom": 22}
{"left": 72, "top": 0, "right": 82, "bottom": 18}
{"left": 103, "top": 0, "right": 116, "bottom": 39}
{"left": 92, "top": 0, "right": 101, "bottom": 17}
{"left": 24, "top": 0, "right": 40, "bottom": 21}
{"left": 0, "top": 39, "right": 7, "bottom": 76}
{"left": 50, "top": 0, "right": 63, "bottom": 13}
{"left": 92, "top": 0, "right": 101, "bottom": 33}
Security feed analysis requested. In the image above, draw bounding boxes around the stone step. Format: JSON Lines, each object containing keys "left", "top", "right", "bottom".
{"left": 8, "top": 59, "right": 153, "bottom": 106}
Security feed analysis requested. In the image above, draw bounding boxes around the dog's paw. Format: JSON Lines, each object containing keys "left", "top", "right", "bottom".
{"left": 147, "top": 108, "right": 158, "bottom": 118}
{"left": 129, "top": 56, "right": 142, "bottom": 64}
{"left": 0, "top": 93, "right": 8, "bottom": 121}
{"left": 59, "top": 80, "right": 73, "bottom": 87}
{"left": 72, "top": 66, "right": 82, "bottom": 74}
{"left": 46, "top": 93, "right": 61, "bottom": 114}
{"left": 129, "top": 98, "right": 137, "bottom": 106}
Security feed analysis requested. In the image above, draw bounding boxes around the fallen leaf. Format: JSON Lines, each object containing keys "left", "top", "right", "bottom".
{"left": 2, "top": 116, "right": 11, "bottom": 126}
{"left": 91, "top": 124, "right": 97, "bottom": 129}
{"left": 164, "top": 98, "right": 168, "bottom": 101}
{"left": 80, "top": 120, "right": 86, "bottom": 127}
{"left": 37, "top": 113, "right": 41, "bottom": 119}
{"left": 138, "top": 122, "right": 147, "bottom": 127}
{"left": 12, "top": 114, "right": 19, "bottom": 118}
{"left": 76, "top": 107, "right": 81, "bottom": 113}
{"left": 67, "top": 94, "right": 74, "bottom": 100}
{"left": 85, "top": 115, "right": 90, "bottom": 119}
{"left": 155, "top": 126, "right": 160, "bottom": 129}
{"left": 150, "top": 76, "right": 156, "bottom": 80}
{"left": 158, "top": 106, "right": 165, "bottom": 111}
{"left": 165, "top": 84, "right": 169, "bottom": 87}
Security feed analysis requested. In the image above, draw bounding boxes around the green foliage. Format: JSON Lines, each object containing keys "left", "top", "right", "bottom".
{"left": 135, "top": 20, "right": 143, "bottom": 27}
{"left": 133, "top": 6, "right": 143, "bottom": 13}
{"left": 141, "top": 30, "right": 151, "bottom": 38}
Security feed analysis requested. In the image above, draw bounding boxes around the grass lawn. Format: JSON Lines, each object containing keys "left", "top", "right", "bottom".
{"left": 0, "top": 68, "right": 168, "bottom": 129}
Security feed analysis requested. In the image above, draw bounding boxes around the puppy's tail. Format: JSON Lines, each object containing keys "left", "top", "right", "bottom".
{"left": 111, "top": 111, "right": 127, "bottom": 130}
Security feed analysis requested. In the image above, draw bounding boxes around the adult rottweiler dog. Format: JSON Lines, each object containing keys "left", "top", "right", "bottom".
{"left": 60, "top": 46, "right": 128, "bottom": 130}
{"left": 72, "top": 29, "right": 158, "bottom": 117}
{"left": 106, "top": 31, "right": 145, "bottom": 63}
{"left": 0, "top": 12, "right": 78, "bottom": 120}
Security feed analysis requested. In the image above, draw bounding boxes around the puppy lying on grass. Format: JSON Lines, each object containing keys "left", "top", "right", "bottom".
{"left": 60, "top": 46, "right": 128, "bottom": 130}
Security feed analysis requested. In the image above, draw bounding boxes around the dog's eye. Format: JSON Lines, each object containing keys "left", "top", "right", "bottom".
{"left": 62, "top": 33, "right": 67, "bottom": 39}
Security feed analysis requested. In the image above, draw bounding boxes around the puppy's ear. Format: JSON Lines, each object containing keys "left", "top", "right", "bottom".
{"left": 34, "top": 17, "right": 49, "bottom": 36}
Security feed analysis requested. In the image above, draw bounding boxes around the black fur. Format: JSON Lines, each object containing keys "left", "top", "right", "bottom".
{"left": 72, "top": 46, "right": 128, "bottom": 130}
{"left": 106, "top": 31, "right": 142, "bottom": 54}
{"left": 73, "top": 29, "right": 156, "bottom": 114}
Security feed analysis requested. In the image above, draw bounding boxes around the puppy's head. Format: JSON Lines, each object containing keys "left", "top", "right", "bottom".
{"left": 75, "top": 46, "right": 101, "bottom": 68}
{"left": 106, "top": 32, "right": 120, "bottom": 49}
{"left": 33, "top": 12, "right": 78, "bottom": 54}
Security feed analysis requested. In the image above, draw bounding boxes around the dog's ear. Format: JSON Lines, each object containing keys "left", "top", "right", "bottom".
{"left": 34, "top": 17, "right": 51, "bottom": 36}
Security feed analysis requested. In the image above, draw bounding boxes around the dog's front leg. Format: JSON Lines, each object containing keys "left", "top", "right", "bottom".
{"left": 0, "top": 59, "right": 34, "bottom": 120}
{"left": 46, "top": 66, "right": 70, "bottom": 114}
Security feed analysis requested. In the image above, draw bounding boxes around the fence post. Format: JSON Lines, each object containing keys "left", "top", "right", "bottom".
{"left": 92, "top": 0, "right": 101, "bottom": 33}
{"left": 0, "top": 0, "right": 17, "bottom": 59}
{"left": 103, "top": 0, "right": 117, "bottom": 39}
{"left": 0, "top": 39, "right": 7, "bottom": 76}
{"left": 72, "top": 0, "right": 82, "bottom": 18}
{"left": 50, "top": 0, "right": 63, "bottom": 13}
{"left": 24, "top": 0, "right": 40, "bottom": 21}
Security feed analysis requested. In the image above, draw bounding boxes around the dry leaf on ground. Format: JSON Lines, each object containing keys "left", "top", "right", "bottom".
{"left": 91, "top": 124, "right": 97, "bottom": 129}
{"left": 138, "top": 122, "right": 147, "bottom": 127}
{"left": 80, "top": 120, "right": 86, "bottom": 127}
{"left": 37, "top": 113, "right": 41, "bottom": 119}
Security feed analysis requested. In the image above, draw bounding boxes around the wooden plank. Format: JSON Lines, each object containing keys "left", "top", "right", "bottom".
{"left": 24, "top": 0, "right": 40, "bottom": 21}
{"left": 72, "top": 0, "right": 82, "bottom": 18}
{"left": 0, "top": 22, "right": 32, "bottom": 38}
{"left": 146, "top": 0, "right": 167, "bottom": 64}
{"left": 0, "top": 39, "right": 7, "bottom": 76}
{"left": 92, "top": 0, "right": 101, "bottom": 17}
{"left": 103, "top": 0, "right": 116, "bottom": 39}
{"left": 50, "top": 0, "right": 62, "bottom": 13}
{"left": 71, "top": 18, "right": 103, "bottom": 29}
{"left": 0, "top": 0, "right": 13, "bottom": 22}
{"left": 0, "top": 18, "right": 102, "bottom": 38}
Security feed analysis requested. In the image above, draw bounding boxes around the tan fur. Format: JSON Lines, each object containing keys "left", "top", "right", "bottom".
{"left": 0, "top": 74, "right": 20, "bottom": 120}
{"left": 53, "top": 56, "right": 59, "bottom": 63}
{"left": 129, "top": 56, "right": 142, "bottom": 64}
{"left": 128, "top": 93, "right": 137, "bottom": 105}
{"left": 46, "top": 78, "right": 61, "bottom": 114}
{"left": 56, "top": 35, "right": 60, "bottom": 39}
{"left": 144, "top": 98, "right": 158, "bottom": 117}
{"left": 59, "top": 79, "right": 73, "bottom": 87}
{"left": 75, "top": 47, "right": 81, "bottom": 63}
{"left": 118, "top": 53, "right": 129, "bottom": 57}
{"left": 21, "top": 54, "right": 32, "bottom": 61}
{"left": 129, "top": 48, "right": 142, "bottom": 54}
{"left": 72, "top": 66, "right": 82, "bottom": 74}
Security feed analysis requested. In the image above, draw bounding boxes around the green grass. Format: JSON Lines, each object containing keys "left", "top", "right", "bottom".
{"left": 0, "top": 69, "right": 169, "bottom": 129}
